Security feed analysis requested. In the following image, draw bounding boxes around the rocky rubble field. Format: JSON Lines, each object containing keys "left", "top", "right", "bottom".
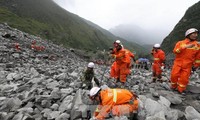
{"left": 0, "top": 23, "right": 200, "bottom": 120}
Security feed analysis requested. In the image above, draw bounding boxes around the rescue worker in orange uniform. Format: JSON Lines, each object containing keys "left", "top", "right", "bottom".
{"left": 31, "top": 40, "right": 45, "bottom": 51}
{"left": 151, "top": 43, "right": 166, "bottom": 82}
{"left": 170, "top": 28, "right": 199, "bottom": 93}
{"left": 110, "top": 40, "right": 129, "bottom": 84}
{"left": 89, "top": 87, "right": 138, "bottom": 120}
{"left": 31, "top": 40, "right": 36, "bottom": 50}
{"left": 109, "top": 41, "right": 124, "bottom": 79}
{"left": 14, "top": 43, "right": 21, "bottom": 51}
{"left": 194, "top": 42, "right": 200, "bottom": 69}
{"left": 110, "top": 43, "right": 135, "bottom": 78}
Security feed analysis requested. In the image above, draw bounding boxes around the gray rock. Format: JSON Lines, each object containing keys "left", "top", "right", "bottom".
{"left": 0, "top": 98, "right": 22, "bottom": 112}
{"left": 187, "top": 85, "right": 200, "bottom": 94}
{"left": 55, "top": 113, "right": 70, "bottom": 120}
{"left": 50, "top": 103, "right": 59, "bottom": 111}
{"left": 145, "top": 98, "right": 163, "bottom": 116}
{"left": 185, "top": 106, "right": 200, "bottom": 120}
{"left": 70, "top": 89, "right": 88, "bottom": 120}
{"left": 17, "top": 107, "right": 33, "bottom": 114}
{"left": 48, "top": 111, "right": 61, "bottom": 119}
{"left": 46, "top": 81, "right": 60, "bottom": 89}
{"left": 158, "top": 96, "right": 171, "bottom": 107}
{"left": 59, "top": 95, "right": 74, "bottom": 112}
{"left": 146, "top": 111, "right": 166, "bottom": 120}
{"left": 165, "top": 109, "right": 179, "bottom": 120}
{"left": 157, "top": 90, "right": 182, "bottom": 105}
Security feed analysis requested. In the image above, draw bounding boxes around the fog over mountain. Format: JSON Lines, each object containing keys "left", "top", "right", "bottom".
{"left": 109, "top": 24, "right": 169, "bottom": 45}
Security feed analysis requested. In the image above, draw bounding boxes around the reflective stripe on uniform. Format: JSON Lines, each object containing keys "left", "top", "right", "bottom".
{"left": 154, "top": 58, "right": 160, "bottom": 60}
{"left": 195, "top": 60, "right": 200, "bottom": 63}
{"left": 95, "top": 107, "right": 100, "bottom": 112}
{"left": 187, "top": 46, "right": 200, "bottom": 50}
{"left": 178, "top": 83, "right": 186, "bottom": 88}
{"left": 171, "top": 82, "right": 177, "bottom": 85}
{"left": 176, "top": 49, "right": 180, "bottom": 53}
{"left": 113, "top": 89, "right": 117, "bottom": 103}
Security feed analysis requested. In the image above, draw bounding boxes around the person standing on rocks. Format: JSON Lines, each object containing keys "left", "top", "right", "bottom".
{"left": 109, "top": 40, "right": 123, "bottom": 80}
{"left": 89, "top": 87, "right": 138, "bottom": 120}
{"left": 151, "top": 43, "right": 166, "bottom": 82}
{"left": 14, "top": 42, "right": 21, "bottom": 51}
{"left": 31, "top": 40, "right": 36, "bottom": 50}
{"left": 81, "top": 62, "right": 100, "bottom": 90}
{"left": 109, "top": 40, "right": 129, "bottom": 85}
{"left": 170, "top": 28, "right": 199, "bottom": 94}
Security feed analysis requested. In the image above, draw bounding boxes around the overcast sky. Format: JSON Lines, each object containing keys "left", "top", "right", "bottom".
{"left": 53, "top": 0, "right": 199, "bottom": 42}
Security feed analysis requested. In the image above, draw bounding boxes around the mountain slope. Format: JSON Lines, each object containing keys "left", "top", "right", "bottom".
{"left": 84, "top": 20, "right": 149, "bottom": 56}
{"left": 0, "top": 0, "right": 110, "bottom": 50}
{"left": 0, "top": 0, "right": 148, "bottom": 56}
{"left": 161, "top": 1, "right": 200, "bottom": 55}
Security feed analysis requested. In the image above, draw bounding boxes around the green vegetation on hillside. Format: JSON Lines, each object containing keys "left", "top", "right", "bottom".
{"left": 0, "top": 8, "right": 50, "bottom": 38}
{"left": 0, "top": 0, "right": 149, "bottom": 57}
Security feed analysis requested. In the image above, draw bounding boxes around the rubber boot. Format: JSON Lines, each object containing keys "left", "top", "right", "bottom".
{"left": 129, "top": 112, "right": 138, "bottom": 120}
{"left": 152, "top": 77, "right": 156, "bottom": 83}
{"left": 157, "top": 75, "right": 163, "bottom": 83}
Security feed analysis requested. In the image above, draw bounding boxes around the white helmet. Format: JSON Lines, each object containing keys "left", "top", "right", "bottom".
{"left": 89, "top": 87, "right": 100, "bottom": 97}
{"left": 153, "top": 43, "right": 160, "bottom": 48}
{"left": 87, "top": 62, "right": 94, "bottom": 68}
{"left": 114, "top": 40, "right": 121, "bottom": 44}
{"left": 185, "top": 28, "right": 198, "bottom": 37}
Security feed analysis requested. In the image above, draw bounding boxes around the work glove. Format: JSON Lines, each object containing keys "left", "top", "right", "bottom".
{"left": 161, "top": 62, "right": 165, "bottom": 70}
{"left": 82, "top": 83, "right": 86, "bottom": 87}
{"left": 161, "top": 66, "right": 165, "bottom": 70}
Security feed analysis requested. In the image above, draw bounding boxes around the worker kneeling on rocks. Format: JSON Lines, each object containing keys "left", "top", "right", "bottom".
{"left": 89, "top": 87, "right": 139, "bottom": 120}
{"left": 81, "top": 62, "right": 100, "bottom": 90}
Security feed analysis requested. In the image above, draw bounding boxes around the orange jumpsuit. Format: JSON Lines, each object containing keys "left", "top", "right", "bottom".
{"left": 170, "top": 38, "right": 200, "bottom": 93}
{"left": 31, "top": 41, "right": 45, "bottom": 51}
{"left": 94, "top": 89, "right": 138, "bottom": 120}
{"left": 194, "top": 44, "right": 200, "bottom": 68}
{"left": 110, "top": 49, "right": 134, "bottom": 78}
{"left": 152, "top": 49, "right": 166, "bottom": 80}
{"left": 31, "top": 40, "right": 36, "bottom": 50}
{"left": 110, "top": 61, "right": 118, "bottom": 78}
{"left": 112, "top": 48, "right": 129, "bottom": 83}
{"left": 14, "top": 43, "right": 21, "bottom": 51}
